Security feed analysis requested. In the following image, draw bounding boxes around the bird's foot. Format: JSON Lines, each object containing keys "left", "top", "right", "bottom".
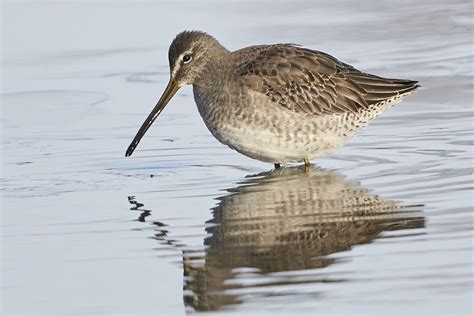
{"left": 304, "top": 158, "right": 311, "bottom": 173}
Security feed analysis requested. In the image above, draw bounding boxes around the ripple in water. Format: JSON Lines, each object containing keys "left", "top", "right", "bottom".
{"left": 131, "top": 167, "right": 425, "bottom": 312}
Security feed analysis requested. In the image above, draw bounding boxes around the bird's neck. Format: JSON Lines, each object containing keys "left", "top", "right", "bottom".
{"left": 194, "top": 48, "right": 232, "bottom": 88}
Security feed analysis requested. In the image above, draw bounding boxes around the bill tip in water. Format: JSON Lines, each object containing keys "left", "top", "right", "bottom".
{"left": 125, "top": 145, "right": 135, "bottom": 157}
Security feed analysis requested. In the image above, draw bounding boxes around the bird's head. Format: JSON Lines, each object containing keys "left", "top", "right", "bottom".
{"left": 125, "top": 31, "right": 227, "bottom": 157}
{"left": 168, "top": 30, "right": 225, "bottom": 86}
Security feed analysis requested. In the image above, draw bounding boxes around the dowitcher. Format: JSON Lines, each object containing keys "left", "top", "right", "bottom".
{"left": 125, "top": 31, "right": 419, "bottom": 168}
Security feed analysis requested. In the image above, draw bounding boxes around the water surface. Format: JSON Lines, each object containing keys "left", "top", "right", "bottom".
{"left": 1, "top": 1, "right": 473, "bottom": 315}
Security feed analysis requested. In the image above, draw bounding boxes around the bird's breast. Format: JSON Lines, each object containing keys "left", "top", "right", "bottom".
{"left": 193, "top": 84, "right": 245, "bottom": 140}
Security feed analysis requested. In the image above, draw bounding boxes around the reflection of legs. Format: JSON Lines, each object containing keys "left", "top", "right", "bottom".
{"left": 304, "top": 158, "right": 311, "bottom": 172}
{"left": 274, "top": 163, "right": 281, "bottom": 169}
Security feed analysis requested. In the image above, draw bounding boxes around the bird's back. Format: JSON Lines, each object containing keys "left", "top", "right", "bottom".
{"left": 230, "top": 44, "right": 419, "bottom": 116}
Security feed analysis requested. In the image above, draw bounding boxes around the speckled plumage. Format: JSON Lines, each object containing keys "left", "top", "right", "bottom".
{"left": 126, "top": 31, "right": 419, "bottom": 164}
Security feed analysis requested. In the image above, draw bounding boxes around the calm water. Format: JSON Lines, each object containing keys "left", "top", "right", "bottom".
{"left": 1, "top": 1, "right": 473, "bottom": 315}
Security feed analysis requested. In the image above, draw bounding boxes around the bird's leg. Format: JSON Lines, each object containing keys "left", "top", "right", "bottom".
{"left": 304, "top": 158, "right": 311, "bottom": 173}
{"left": 274, "top": 163, "right": 281, "bottom": 169}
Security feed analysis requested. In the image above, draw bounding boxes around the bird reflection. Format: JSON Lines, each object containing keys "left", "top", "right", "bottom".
{"left": 132, "top": 167, "right": 425, "bottom": 312}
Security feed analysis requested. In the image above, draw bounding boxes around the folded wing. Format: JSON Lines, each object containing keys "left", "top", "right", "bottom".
{"left": 235, "top": 44, "right": 419, "bottom": 115}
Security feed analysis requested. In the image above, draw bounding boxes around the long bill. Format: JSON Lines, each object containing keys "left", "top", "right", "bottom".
{"left": 125, "top": 79, "right": 180, "bottom": 157}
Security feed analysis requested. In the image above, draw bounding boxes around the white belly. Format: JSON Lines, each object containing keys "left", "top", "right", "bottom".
{"left": 197, "top": 102, "right": 350, "bottom": 163}
{"left": 192, "top": 86, "right": 394, "bottom": 164}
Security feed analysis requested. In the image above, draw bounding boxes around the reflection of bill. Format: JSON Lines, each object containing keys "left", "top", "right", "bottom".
{"left": 133, "top": 167, "right": 425, "bottom": 312}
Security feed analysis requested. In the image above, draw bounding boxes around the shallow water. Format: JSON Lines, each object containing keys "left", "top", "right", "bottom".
{"left": 1, "top": 1, "right": 473, "bottom": 315}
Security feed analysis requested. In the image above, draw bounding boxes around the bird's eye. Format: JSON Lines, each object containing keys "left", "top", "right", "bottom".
{"left": 182, "top": 54, "right": 192, "bottom": 64}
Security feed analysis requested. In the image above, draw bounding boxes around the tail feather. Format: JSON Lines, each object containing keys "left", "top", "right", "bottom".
{"left": 346, "top": 72, "right": 419, "bottom": 105}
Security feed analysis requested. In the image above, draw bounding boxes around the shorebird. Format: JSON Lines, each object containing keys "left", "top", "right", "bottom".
{"left": 125, "top": 31, "right": 419, "bottom": 168}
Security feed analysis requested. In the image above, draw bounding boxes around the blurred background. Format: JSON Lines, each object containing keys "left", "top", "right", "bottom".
{"left": 1, "top": 1, "right": 473, "bottom": 315}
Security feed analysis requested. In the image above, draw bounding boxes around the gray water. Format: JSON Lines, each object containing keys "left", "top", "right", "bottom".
{"left": 1, "top": 1, "right": 473, "bottom": 315}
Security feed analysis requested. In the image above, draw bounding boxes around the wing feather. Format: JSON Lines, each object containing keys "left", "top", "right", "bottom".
{"left": 235, "top": 44, "right": 419, "bottom": 115}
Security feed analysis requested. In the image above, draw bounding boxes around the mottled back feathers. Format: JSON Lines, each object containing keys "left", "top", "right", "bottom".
{"left": 234, "top": 44, "right": 419, "bottom": 115}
